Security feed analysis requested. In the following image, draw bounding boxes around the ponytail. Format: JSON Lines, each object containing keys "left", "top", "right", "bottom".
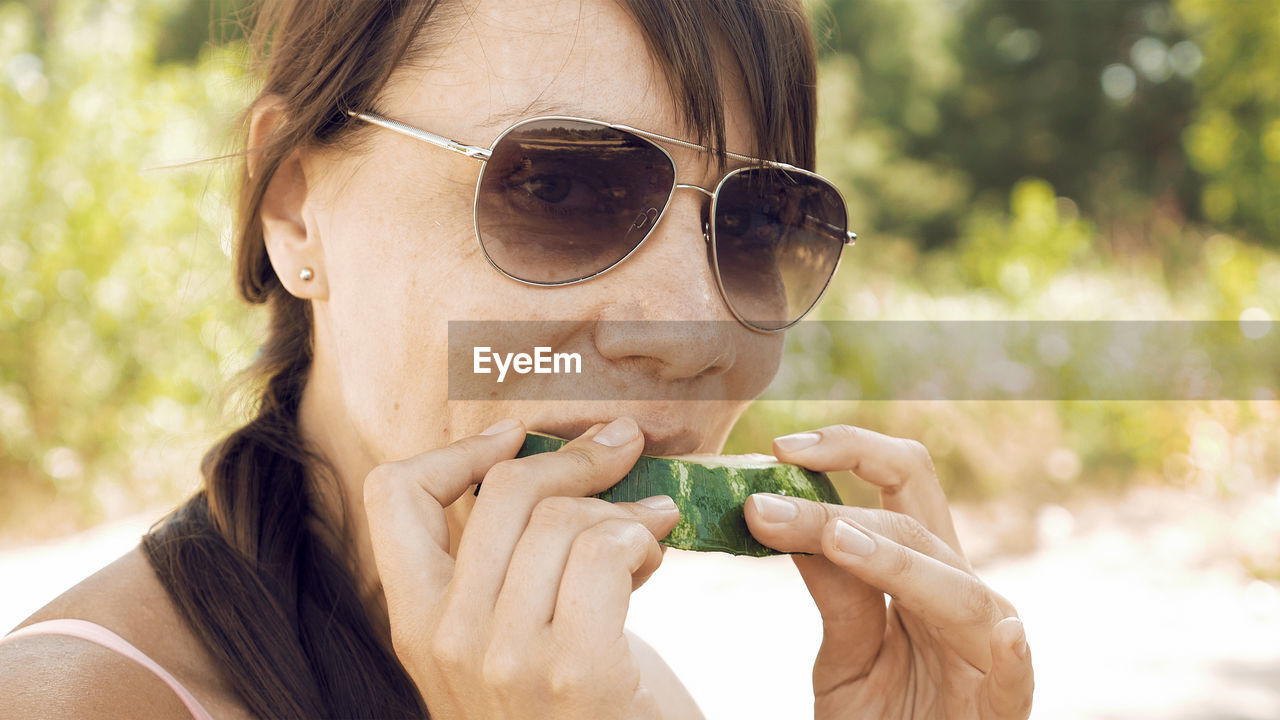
{"left": 143, "top": 2, "right": 442, "bottom": 716}
{"left": 143, "top": 293, "right": 427, "bottom": 718}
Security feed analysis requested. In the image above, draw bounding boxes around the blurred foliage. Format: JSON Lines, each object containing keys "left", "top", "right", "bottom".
{"left": 810, "top": 0, "right": 1278, "bottom": 251}
{"left": 955, "top": 177, "right": 1096, "bottom": 298}
{"left": 1, "top": 0, "right": 1278, "bottom": 544}
{"left": 154, "top": 0, "right": 247, "bottom": 64}
{"left": 741, "top": 0, "right": 1280, "bottom": 514}
{"left": 1176, "top": 0, "right": 1280, "bottom": 244}
{"left": 0, "top": 0, "right": 260, "bottom": 540}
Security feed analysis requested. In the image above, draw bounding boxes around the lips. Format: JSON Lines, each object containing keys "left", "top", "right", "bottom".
{"left": 529, "top": 418, "right": 702, "bottom": 456}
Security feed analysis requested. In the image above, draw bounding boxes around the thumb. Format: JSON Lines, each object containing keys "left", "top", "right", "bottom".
{"left": 364, "top": 419, "right": 527, "bottom": 626}
{"left": 792, "top": 554, "right": 887, "bottom": 696}
{"left": 980, "top": 617, "right": 1034, "bottom": 719}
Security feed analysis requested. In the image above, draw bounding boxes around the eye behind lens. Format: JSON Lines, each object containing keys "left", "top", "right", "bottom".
{"left": 712, "top": 167, "right": 848, "bottom": 329}
{"left": 475, "top": 118, "right": 677, "bottom": 285}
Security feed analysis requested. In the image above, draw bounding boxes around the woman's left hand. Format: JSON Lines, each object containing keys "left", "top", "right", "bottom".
{"left": 744, "top": 424, "right": 1034, "bottom": 719}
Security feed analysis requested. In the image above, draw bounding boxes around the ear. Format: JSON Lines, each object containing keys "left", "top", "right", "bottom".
{"left": 248, "top": 96, "right": 329, "bottom": 300}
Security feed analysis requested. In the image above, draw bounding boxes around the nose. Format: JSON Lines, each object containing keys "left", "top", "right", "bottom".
{"left": 592, "top": 187, "right": 738, "bottom": 380}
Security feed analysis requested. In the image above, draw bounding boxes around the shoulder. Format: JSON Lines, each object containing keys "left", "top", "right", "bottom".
{"left": 0, "top": 545, "right": 244, "bottom": 719}
{"left": 7, "top": 545, "right": 200, "bottom": 671}
{"left": 0, "top": 631, "right": 194, "bottom": 720}
{"left": 626, "top": 628, "right": 705, "bottom": 720}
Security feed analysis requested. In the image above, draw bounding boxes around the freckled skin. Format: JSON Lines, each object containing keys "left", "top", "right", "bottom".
{"left": 261, "top": 0, "right": 784, "bottom": 609}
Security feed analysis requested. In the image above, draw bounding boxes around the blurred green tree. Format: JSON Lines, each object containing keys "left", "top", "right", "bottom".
{"left": 1176, "top": 0, "right": 1280, "bottom": 247}
{"left": 811, "top": 0, "right": 1280, "bottom": 251}
{"left": 0, "top": 0, "right": 258, "bottom": 538}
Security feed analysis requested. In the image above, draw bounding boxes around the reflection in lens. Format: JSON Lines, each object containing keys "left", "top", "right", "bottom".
{"left": 476, "top": 119, "right": 675, "bottom": 284}
{"left": 713, "top": 168, "right": 846, "bottom": 330}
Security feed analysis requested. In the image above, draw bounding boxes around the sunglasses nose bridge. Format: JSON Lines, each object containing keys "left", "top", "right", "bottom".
{"left": 674, "top": 183, "right": 714, "bottom": 198}
{"left": 673, "top": 184, "right": 715, "bottom": 244}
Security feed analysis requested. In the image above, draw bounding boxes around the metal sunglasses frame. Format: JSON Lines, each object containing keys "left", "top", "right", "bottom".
{"left": 345, "top": 109, "right": 858, "bottom": 332}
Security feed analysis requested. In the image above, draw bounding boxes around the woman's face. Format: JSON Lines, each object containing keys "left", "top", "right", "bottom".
{"left": 286, "top": 0, "right": 784, "bottom": 478}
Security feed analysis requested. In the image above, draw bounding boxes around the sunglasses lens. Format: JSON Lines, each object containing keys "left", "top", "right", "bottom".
{"left": 712, "top": 168, "right": 847, "bottom": 330}
{"left": 476, "top": 119, "right": 675, "bottom": 284}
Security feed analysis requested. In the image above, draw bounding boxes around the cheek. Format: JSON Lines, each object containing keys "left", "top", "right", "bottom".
{"left": 733, "top": 333, "right": 785, "bottom": 398}
{"left": 315, "top": 170, "right": 483, "bottom": 454}
{"left": 322, "top": 147, "right": 485, "bottom": 320}
{"left": 326, "top": 275, "right": 450, "bottom": 456}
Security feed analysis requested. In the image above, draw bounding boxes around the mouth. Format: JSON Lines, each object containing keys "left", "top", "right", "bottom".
{"left": 529, "top": 418, "right": 703, "bottom": 457}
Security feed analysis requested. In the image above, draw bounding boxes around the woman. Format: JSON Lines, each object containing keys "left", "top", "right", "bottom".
{"left": 0, "top": 0, "right": 1033, "bottom": 717}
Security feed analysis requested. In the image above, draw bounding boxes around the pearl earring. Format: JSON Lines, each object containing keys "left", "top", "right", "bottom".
{"left": 299, "top": 267, "right": 314, "bottom": 282}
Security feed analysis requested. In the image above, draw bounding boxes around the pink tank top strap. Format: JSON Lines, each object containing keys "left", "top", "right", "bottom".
{"left": 2, "top": 618, "right": 217, "bottom": 720}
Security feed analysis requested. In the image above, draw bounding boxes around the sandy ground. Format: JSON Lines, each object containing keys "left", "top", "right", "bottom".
{"left": 3, "top": 487, "right": 1278, "bottom": 719}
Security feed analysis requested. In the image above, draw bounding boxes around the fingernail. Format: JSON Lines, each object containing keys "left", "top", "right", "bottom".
{"left": 1009, "top": 618, "right": 1029, "bottom": 659}
{"left": 480, "top": 418, "right": 521, "bottom": 436}
{"left": 637, "top": 495, "right": 677, "bottom": 512}
{"left": 750, "top": 494, "right": 798, "bottom": 523}
{"left": 593, "top": 417, "right": 639, "bottom": 447}
{"left": 774, "top": 431, "right": 820, "bottom": 452}
{"left": 834, "top": 518, "right": 876, "bottom": 556}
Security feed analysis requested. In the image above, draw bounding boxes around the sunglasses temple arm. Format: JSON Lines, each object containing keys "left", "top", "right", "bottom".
{"left": 346, "top": 111, "right": 492, "bottom": 161}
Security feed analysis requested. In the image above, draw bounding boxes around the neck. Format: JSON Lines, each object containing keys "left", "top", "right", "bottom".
{"left": 295, "top": 358, "right": 475, "bottom": 652}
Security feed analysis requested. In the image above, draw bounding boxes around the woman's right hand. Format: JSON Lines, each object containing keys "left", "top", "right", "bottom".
{"left": 363, "top": 416, "right": 678, "bottom": 719}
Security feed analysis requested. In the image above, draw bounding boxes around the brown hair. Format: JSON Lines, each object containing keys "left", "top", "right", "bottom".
{"left": 141, "top": 1, "right": 818, "bottom": 717}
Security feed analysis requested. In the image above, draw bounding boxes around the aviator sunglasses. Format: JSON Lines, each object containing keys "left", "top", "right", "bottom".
{"left": 346, "top": 110, "right": 858, "bottom": 332}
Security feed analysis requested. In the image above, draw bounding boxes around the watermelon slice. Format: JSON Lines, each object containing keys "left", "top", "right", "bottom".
{"left": 509, "top": 431, "right": 843, "bottom": 557}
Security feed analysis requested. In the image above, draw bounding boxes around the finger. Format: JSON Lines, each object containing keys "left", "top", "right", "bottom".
{"left": 363, "top": 418, "right": 527, "bottom": 627}
{"left": 746, "top": 494, "right": 970, "bottom": 573}
{"left": 494, "top": 496, "right": 678, "bottom": 628}
{"left": 552, "top": 517, "right": 664, "bottom": 649}
{"left": 630, "top": 539, "right": 671, "bottom": 593}
{"left": 449, "top": 418, "right": 645, "bottom": 617}
{"left": 790, "top": 553, "right": 887, "bottom": 692}
{"left": 772, "top": 424, "right": 964, "bottom": 556}
{"left": 822, "top": 516, "right": 1004, "bottom": 672}
{"left": 982, "top": 617, "right": 1034, "bottom": 719}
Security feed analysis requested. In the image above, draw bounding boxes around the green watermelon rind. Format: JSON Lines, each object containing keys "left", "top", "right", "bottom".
{"left": 513, "top": 432, "right": 843, "bottom": 557}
